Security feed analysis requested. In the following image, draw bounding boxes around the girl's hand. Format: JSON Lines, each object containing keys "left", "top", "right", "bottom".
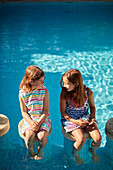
{"left": 88, "top": 118, "right": 95, "bottom": 126}
{"left": 76, "top": 119, "right": 88, "bottom": 127}
{"left": 30, "top": 121, "right": 40, "bottom": 132}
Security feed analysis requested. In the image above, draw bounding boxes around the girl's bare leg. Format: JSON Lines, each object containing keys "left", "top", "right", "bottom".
{"left": 35, "top": 130, "right": 47, "bottom": 160}
{"left": 25, "top": 129, "right": 36, "bottom": 159}
{"left": 71, "top": 128, "right": 85, "bottom": 164}
{"left": 84, "top": 123, "right": 102, "bottom": 163}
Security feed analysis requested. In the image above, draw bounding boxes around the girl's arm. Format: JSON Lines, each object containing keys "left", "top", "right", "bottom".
{"left": 88, "top": 88, "right": 96, "bottom": 125}
{"left": 19, "top": 94, "right": 34, "bottom": 125}
{"left": 60, "top": 90, "right": 88, "bottom": 127}
{"left": 19, "top": 94, "right": 39, "bottom": 131}
{"left": 37, "top": 88, "right": 49, "bottom": 127}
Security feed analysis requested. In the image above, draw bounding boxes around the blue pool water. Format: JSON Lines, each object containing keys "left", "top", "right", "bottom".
{"left": 0, "top": 2, "right": 113, "bottom": 169}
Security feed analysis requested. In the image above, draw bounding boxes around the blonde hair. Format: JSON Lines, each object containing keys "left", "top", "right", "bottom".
{"left": 19, "top": 65, "right": 44, "bottom": 93}
{"left": 60, "top": 69, "right": 86, "bottom": 106}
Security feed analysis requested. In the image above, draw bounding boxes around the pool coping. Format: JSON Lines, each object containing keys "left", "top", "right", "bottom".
{"left": 1, "top": 0, "right": 113, "bottom": 3}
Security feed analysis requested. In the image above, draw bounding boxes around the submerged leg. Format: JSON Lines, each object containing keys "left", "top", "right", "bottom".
{"left": 72, "top": 148, "right": 84, "bottom": 165}
{"left": 35, "top": 130, "right": 47, "bottom": 160}
{"left": 71, "top": 129, "right": 85, "bottom": 164}
{"left": 84, "top": 123, "right": 102, "bottom": 163}
{"left": 25, "top": 129, "right": 36, "bottom": 159}
{"left": 89, "top": 146, "right": 100, "bottom": 163}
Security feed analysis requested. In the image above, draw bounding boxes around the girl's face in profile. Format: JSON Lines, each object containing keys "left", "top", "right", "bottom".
{"left": 63, "top": 76, "right": 75, "bottom": 92}
{"left": 31, "top": 76, "right": 45, "bottom": 90}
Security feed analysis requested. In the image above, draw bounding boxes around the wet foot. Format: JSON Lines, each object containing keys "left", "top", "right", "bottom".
{"left": 28, "top": 147, "right": 36, "bottom": 159}
{"left": 35, "top": 147, "right": 43, "bottom": 160}
{"left": 89, "top": 148, "right": 100, "bottom": 163}
{"left": 72, "top": 150, "right": 84, "bottom": 165}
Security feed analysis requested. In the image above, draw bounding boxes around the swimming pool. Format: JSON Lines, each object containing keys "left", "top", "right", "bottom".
{"left": 0, "top": 2, "right": 113, "bottom": 169}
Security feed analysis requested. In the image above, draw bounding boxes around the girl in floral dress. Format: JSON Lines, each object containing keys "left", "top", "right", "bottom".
{"left": 60, "top": 69, "right": 101, "bottom": 164}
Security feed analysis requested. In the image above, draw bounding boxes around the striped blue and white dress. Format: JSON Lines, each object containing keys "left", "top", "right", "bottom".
{"left": 61, "top": 86, "right": 91, "bottom": 133}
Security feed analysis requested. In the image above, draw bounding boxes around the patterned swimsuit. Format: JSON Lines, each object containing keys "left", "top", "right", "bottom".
{"left": 19, "top": 85, "right": 51, "bottom": 134}
{"left": 61, "top": 86, "right": 91, "bottom": 133}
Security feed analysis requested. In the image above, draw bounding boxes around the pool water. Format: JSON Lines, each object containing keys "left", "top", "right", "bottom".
{"left": 0, "top": 2, "right": 113, "bottom": 170}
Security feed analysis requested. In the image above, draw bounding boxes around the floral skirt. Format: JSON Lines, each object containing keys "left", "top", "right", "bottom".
{"left": 61, "top": 113, "right": 91, "bottom": 133}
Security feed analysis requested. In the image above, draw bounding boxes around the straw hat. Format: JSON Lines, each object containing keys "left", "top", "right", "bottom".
{"left": 18, "top": 119, "right": 52, "bottom": 141}
{"left": 105, "top": 118, "right": 113, "bottom": 141}
{"left": 62, "top": 126, "right": 91, "bottom": 141}
{"left": 0, "top": 114, "right": 10, "bottom": 137}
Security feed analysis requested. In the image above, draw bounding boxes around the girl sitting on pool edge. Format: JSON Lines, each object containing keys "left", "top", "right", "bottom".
{"left": 60, "top": 69, "right": 102, "bottom": 164}
{"left": 19, "top": 65, "right": 52, "bottom": 160}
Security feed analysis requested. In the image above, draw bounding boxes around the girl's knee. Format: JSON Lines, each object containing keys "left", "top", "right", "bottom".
{"left": 25, "top": 130, "right": 35, "bottom": 145}
{"left": 96, "top": 133, "right": 102, "bottom": 142}
{"left": 37, "top": 131, "right": 47, "bottom": 141}
{"left": 93, "top": 134, "right": 102, "bottom": 147}
{"left": 25, "top": 130, "right": 35, "bottom": 138}
{"left": 74, "top": 136, "right": 85, "bottom": 150}
{"left": 25, "top": 130, "right": 35, "bottom": 149}
{"left": 77, "top": 135, "right": 85, "bottom": 144}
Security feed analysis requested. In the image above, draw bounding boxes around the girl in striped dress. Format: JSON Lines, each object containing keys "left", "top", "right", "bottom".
{"left": 19, "top": 65, "right": 52, "bottom": 160}
{"left": 60, "top": 69, "right": 101, "bottom": 164}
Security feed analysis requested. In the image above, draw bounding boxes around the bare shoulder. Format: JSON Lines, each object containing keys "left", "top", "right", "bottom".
{"left": 60, "top": 89, "right": 65, "bottom": 98}
{"left": 88, "top": 87, "right": 94, "bottom": 98}
{"left": 19, "top": 93, "right": 22, "bottom": 101}
{"left": 43, "top": 88, "right": 49, "bottom": 104}
{"left": 87, "top": 87, "right": 95, "bottom": 107}
{"left": 45, "top": 88, "right": 49, "bottom": 95}
{"left": 45, "top": 88, "right": 48, "bottom": 92}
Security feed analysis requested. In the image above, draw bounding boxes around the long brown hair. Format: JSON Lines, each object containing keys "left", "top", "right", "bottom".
{"left": 60, "top": 69, "right": 86, "bottom": 106}
{"left": 19, "top": 65, "right": 44, "bottom": 93}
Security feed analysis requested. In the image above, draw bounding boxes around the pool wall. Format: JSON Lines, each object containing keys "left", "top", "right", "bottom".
{"left": 1, "top": 0, "right": 113, "bottom": 3}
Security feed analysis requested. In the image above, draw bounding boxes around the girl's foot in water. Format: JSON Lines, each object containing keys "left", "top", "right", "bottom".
{"left": 89, "top": 147, "right": 100, "bottom": 163}
{"left": 35, "top": 147, "right": 43, "bottom": 160}
{"left": 28, "top": 147, "right": 36, "bottom": 159}
{"left": 72, "top": 150, "right": 84, "bottom": 165}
